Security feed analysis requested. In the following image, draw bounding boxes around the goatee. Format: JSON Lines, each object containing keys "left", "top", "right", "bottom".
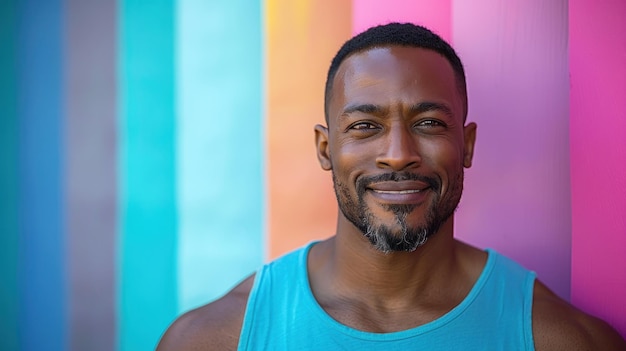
{"left": 333, "top": 171, "right": 463, "bottom": 253}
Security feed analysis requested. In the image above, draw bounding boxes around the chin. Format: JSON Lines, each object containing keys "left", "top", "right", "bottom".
{"left": 363, "top": 225, "right": 431, "bottom": 253}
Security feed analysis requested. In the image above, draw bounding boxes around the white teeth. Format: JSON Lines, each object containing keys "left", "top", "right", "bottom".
{"left": 373, "top": 189, "right": 421, "bottom": 194}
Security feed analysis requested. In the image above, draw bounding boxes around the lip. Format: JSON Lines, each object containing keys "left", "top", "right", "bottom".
{"left": 368, "top": 180, "right": 430, "bottom": 192}
{"left": 366, "top": 181, "right": 431, "bottom": 204}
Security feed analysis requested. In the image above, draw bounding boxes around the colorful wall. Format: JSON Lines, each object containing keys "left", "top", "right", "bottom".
{"left": 1, "top": 0, "right": 624, "bottom": 350}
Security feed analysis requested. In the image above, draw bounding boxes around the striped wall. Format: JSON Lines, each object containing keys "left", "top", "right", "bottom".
{"left": 16, "top": 2, "right": 67, "bottom": 351}
{"left": 118, "top": 2, "right": 178, "bottom": 350}
{"left": 1, "top": 1, "right": 624, "bottom": 350}
{"left": 176, "top": 0, "right": 264, "bottom": 315}
{"left": 267, "top": 0, "right": 350, "bottom": 259}
{"left": 67, "top": 1, "right": 117, "bottom": 350}
{"left": 453, "top": 0, "right": 572, "bottom": 299}
{"left": 569, "top": 0, "right": 626, "bottom": 335}
{"left": 1, "top": 1, "right": 19, "bottom": 350}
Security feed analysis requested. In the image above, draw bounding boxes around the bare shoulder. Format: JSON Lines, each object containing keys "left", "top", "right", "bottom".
{"left": 532, "top": 279, "right": 626, "bottom": 351}
{"left": 156, "top": 274, "right": 256, "bottom": 351}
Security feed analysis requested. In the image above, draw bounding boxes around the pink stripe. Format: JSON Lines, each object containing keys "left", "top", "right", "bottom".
{"left": 570, "top": 0, "right": 626, "bottom": 336}
{"left": 351, "top": 0, "right": 451, "bottom": 42}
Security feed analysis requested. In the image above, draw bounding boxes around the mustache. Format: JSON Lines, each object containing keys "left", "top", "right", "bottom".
{"left": 356, "top": 172, "right": 440, "bottom": 195}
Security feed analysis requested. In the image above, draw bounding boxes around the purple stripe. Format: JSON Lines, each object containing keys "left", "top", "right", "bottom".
{"left": 453, "top": 0, "right": 571, "bottom": 298}
{"left": 66, "top": 1, "right": 117, "bottom": 350}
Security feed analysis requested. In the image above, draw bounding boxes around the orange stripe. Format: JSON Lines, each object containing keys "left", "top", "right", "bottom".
{"left": 266, "top": 0, "right": 352, "bottom": 259}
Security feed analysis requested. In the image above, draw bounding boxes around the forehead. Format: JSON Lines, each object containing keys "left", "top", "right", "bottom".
{"left": 329, "top": 46, "right": 462, "bottom": 121}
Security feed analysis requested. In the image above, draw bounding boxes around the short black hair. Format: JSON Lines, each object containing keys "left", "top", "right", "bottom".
{"left": 324, "top": 22, "right": 467, "bottom": 123}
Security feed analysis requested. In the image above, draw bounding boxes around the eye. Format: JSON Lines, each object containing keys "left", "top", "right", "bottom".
{"left": 414, "top": 119, "right": 446, "bottom": 129}
{"left": 349, "top": 121, "right": 379, "bottom": 130}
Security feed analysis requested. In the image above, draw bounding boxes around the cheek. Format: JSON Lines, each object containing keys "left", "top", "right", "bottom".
{"left": 330, "top": 139, "right": 373, "bottom": 178}
{"left": 421, "top": 136, "right": 459, "bottom": 155}
{"left": 419, "top": 139, "right": 465, "bottom": 174}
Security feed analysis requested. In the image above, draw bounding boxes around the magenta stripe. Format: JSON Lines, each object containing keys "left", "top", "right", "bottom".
{"left": 570, "top": 0, "right": 626, "bottom": 336}
{"left": 66, "top": 1, "right": 117, "bottom": 349}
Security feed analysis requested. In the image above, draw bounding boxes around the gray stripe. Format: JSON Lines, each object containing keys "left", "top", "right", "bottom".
{"left": 66, "top": 1, "right": 117, "bottom": 350}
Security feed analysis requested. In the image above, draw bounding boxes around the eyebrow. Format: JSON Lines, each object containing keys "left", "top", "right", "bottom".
{"left": 408, "top": 102, "right": 454, "bottom": 118}
{"left": 341, "top": 103, "right": 386, "bottom": 116}
{"left": 341, "top": 102, "right": 454, "bottom": 118}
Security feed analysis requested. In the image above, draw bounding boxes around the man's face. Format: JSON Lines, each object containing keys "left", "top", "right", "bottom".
{"left": 316, "top": 46, "right": 476, "bottom": 253}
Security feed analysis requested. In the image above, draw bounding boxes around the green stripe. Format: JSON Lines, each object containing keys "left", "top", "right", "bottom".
{"left": 118, "top": 1, "right": 178, "bottom": 350}
{"left": 0, "top": 1, "right": 19, "bottom": 349}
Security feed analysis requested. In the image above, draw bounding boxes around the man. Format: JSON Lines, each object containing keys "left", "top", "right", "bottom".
{"left": 158, "top": 23, "right": 625, "bottom": 350}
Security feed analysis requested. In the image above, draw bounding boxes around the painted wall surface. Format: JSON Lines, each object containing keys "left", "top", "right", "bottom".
{"left": 0, "top": 1, "right": 20, "bottom": 350}
{"left": 66, "top": 1, "right": 117, "bottom": 350}
{"left": 453, "top": 0, "right": 572, "bottom": 299}
{"left": 118, "top": 1, "right": 178, "bottom": 349}
{"left": 2, "top": 1, "right": 624, "bottom": 350}
{"left": 570, "top": 0, "right": 626, "bottom": 335}
{"left": 267, "top": 0, "right": 351, "bottom": 259}
{"left": 176, "top": 0, "right": 264, "bottom": 313}
{"left": 17, "top": 1, "right": 67, "bottom": 350}
{"left": 352, "top": 0, "right": 452, "bottom": 41}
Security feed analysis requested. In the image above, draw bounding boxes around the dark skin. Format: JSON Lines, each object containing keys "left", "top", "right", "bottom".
{"left": 157, "top": 46, "right": 626, "bottom": 350}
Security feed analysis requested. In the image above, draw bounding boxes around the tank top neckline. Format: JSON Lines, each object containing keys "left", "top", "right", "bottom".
{"left": 297, "top": 241, "right": 497, "bottom": 341}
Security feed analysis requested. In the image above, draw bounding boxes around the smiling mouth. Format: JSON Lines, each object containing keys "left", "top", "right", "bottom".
{"left": 372, "top": 189, "right": 425, "bottom": 194}
{"left": 366, "top": 185, "right": 431, "bottom": 206}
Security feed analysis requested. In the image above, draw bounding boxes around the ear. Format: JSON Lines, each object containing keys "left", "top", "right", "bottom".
{"left": 314, "top": 124, "right": 332, "bottom": 171}
{"left": 463, "top": 122, "right": 477, "bottom": 168}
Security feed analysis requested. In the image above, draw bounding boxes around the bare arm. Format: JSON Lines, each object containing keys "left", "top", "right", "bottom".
{"left": 532, "top": 280, "right": 626, "bottom": 351}
{"left": 156, "top": 274, "right": 255, "bottom": 351}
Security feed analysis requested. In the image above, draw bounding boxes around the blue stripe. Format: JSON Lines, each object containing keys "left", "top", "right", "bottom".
{"left": 0, "top": 1, "right": 20, "bottom": 350}
{"left": 17, "top": 0, "right": 67, "bottom": 350}
{"left": 118, "top": 1, "right": 178, "bottom": 350}
{"left": 176, "top": 0, "right": 264, "bottom": 312}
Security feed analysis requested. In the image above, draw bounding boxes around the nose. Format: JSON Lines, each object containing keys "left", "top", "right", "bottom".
{"left": 376, "top": 124, "right": 421, "bottom": 171}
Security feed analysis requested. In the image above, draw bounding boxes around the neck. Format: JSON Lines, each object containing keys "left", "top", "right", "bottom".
{"left": 307, "top": 212, "right": 487, "bottom": 332}
{"left": 309, "top": 214, "right": 464, "bottom": 310}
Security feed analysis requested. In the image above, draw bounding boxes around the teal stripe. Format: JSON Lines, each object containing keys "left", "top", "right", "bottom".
{"left": 118, "top": 1, "right": 178, "bottom": 350}
{"left": 176, "top": 0, "right": 264, "bottom": 312}
{"left": 0, "top": 1, "right": 19, "bottom": 350}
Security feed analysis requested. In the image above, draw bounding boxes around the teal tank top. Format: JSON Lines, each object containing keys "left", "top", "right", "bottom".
{"left": 238, "top": 242, "right": 536, "bottom": 350}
